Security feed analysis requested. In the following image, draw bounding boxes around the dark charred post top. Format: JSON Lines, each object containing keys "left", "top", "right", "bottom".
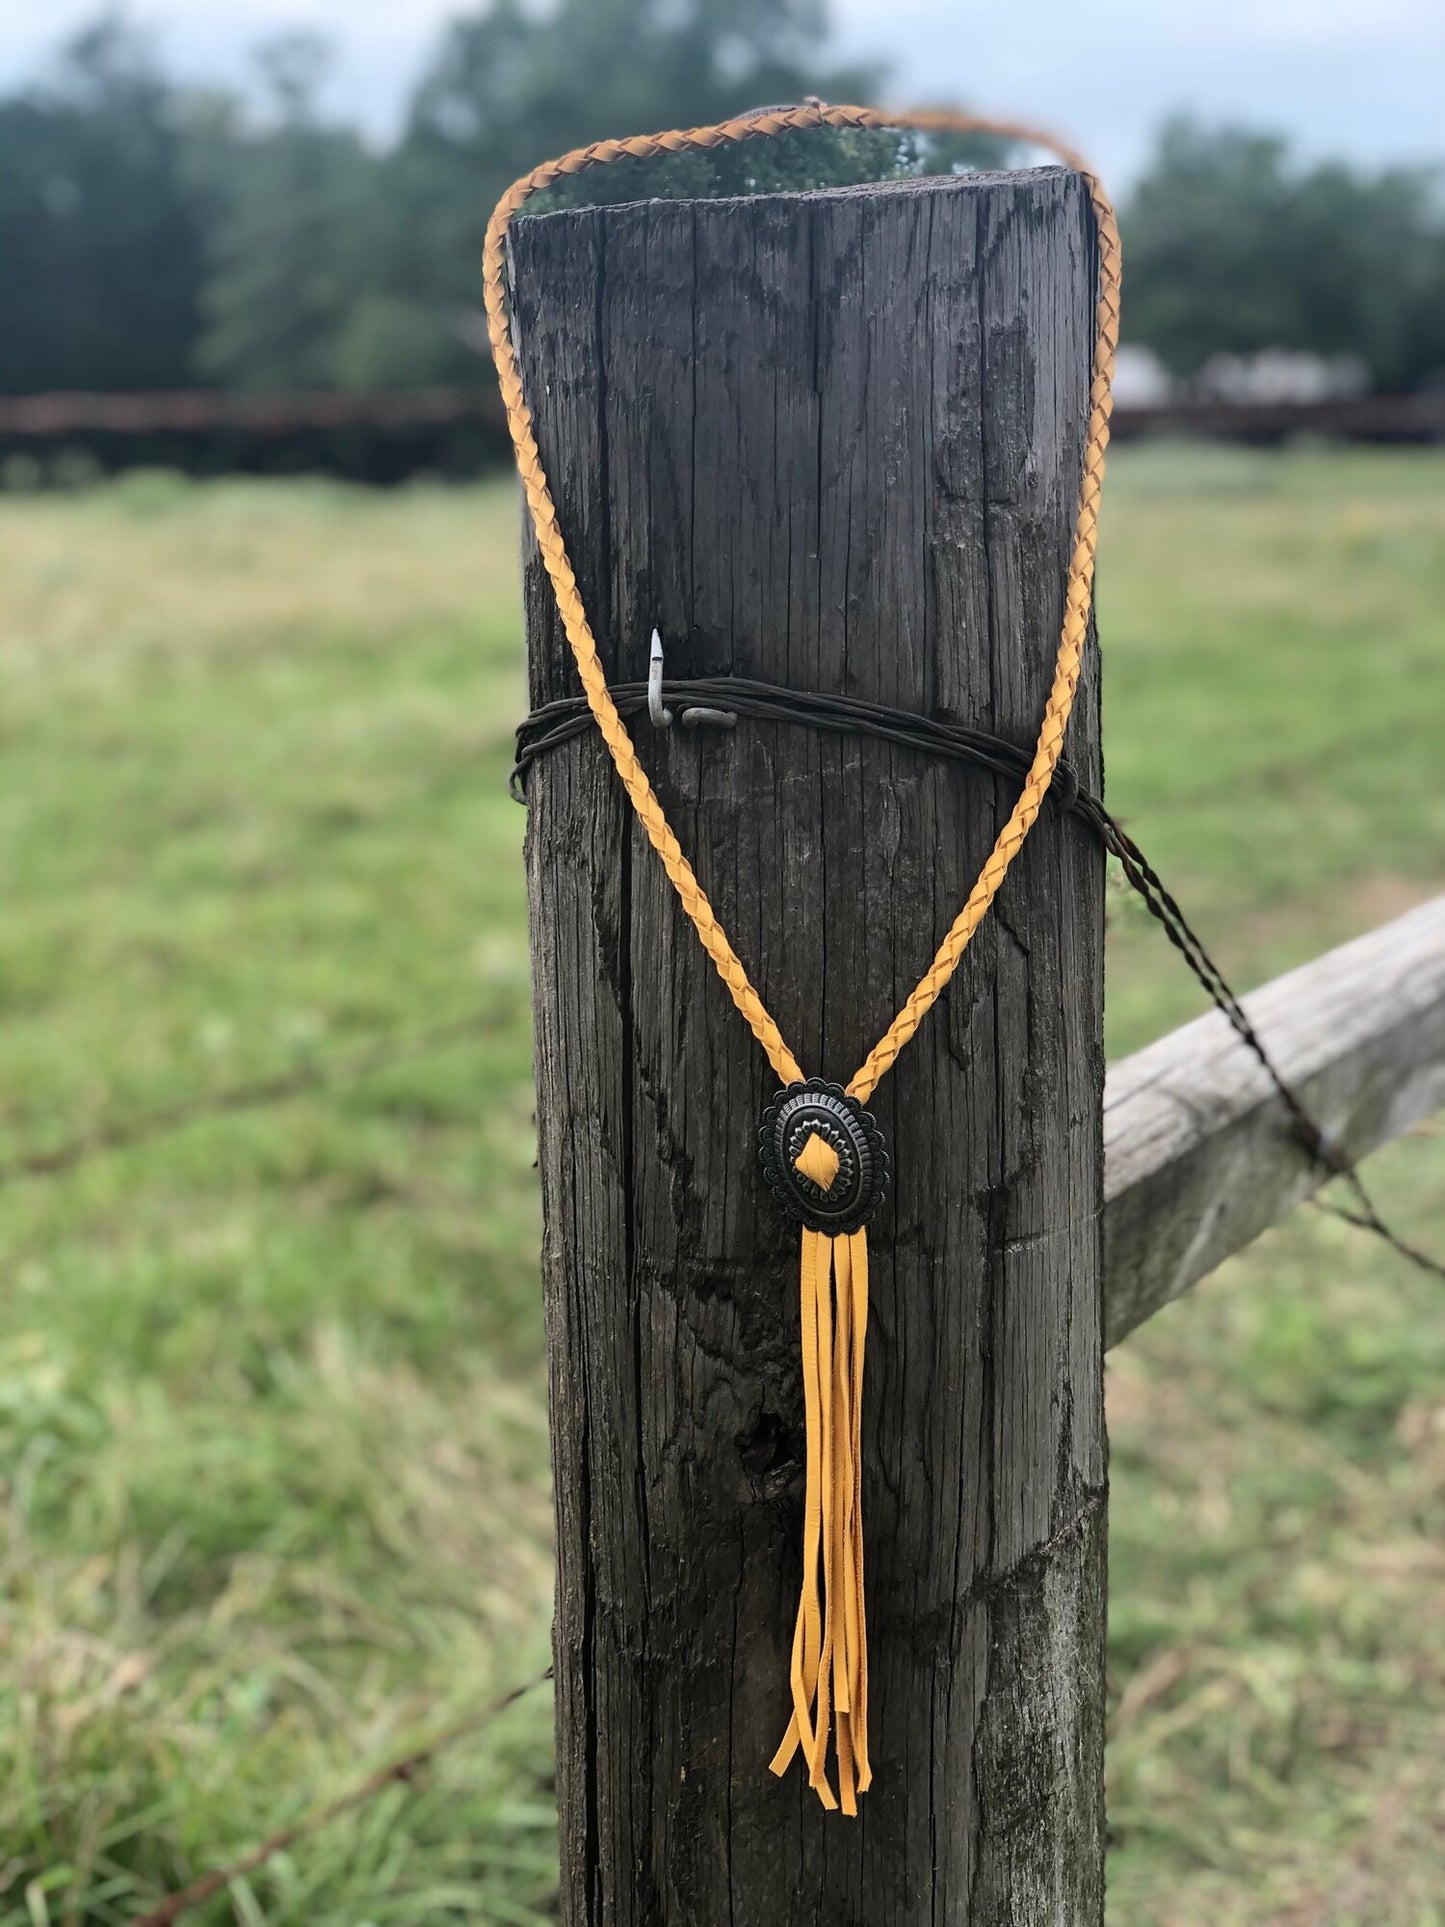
{"left": 512, "top": 166, "right": 1106, "bottom": 1924}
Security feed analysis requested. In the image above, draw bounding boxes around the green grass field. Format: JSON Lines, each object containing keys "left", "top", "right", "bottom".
{"left": 1, "top": 445, "right": 1442, "bottom": 1924}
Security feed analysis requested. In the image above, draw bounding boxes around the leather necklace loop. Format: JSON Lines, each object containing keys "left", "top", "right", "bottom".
{"left": 483, "top": 100, "right": 1120, "bottom": 1107}
{"left": 486, "top": 101, "right": 1120, "bottom": 1816}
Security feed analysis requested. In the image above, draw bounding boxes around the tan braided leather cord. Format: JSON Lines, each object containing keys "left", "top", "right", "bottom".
{"left": 486, "top": 105, "right": 1120, "bottom": 1812}
{"left": 484, "top": 101, "right": 1120, "bottom": 1103}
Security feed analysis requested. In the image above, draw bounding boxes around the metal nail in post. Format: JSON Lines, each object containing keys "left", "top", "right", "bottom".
{"left": 648, "top": 628, "right": 673, "bottom": 729}
{"left": 680, "top": 704, "right": 737, "bottom": 731}
{"left": 648, "top": 628, "right": 737, "bottom": 732}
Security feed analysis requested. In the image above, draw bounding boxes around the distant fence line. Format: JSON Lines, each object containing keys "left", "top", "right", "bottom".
{"left": 1109, "top": 391, "right": 1445, "bottom": 445}
{"left": 0, "top": 385, "right": 507, "bottom": 485}
{"left": 1, "top": 386, "right": 1441, "bottom": 485}
{"left": 0, "top": 385, "right": 505, "bottom": 435}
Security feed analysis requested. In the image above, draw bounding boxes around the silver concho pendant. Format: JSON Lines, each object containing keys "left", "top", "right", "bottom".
{"left": 758, "top": 1078, "right": 890, "bottom": 1235}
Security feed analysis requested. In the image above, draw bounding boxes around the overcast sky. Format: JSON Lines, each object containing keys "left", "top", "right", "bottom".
{"left": 0, "top": 0, "right": 1438, "bottom": 187}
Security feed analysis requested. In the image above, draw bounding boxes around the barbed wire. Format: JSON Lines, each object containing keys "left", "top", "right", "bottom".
{"left": 131, "top": 1668, "right": 553, "bottom": 1927}
{"left": 0, "top": 1003, "right": 522, "bottom": 1187}
{"left": 1099, "top": 814, "right": 1445, "bottom": 1284}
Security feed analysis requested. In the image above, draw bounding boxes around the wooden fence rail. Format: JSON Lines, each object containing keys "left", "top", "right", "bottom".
{"left": 1104, "top": 894, "right": 1445, "bottom": 1349}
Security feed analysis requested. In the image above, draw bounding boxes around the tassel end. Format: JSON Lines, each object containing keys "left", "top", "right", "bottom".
{"left": 775, "top": 1227, "right": 871, "bottom": 1813}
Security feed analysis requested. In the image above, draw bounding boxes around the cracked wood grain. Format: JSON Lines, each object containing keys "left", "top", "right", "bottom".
{"left": 513, "top": 166, "right": 1106, "bottom": 1925}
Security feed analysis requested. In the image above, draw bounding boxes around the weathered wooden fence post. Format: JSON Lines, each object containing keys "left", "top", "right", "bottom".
{"left": 513, "top": 166, "right": 1106, "bottom": 1922}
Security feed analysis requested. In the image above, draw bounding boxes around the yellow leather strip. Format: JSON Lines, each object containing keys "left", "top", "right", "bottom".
{"left": 848, "top": 1229, "right": 872, "bottom": 1795}
{"left": 808, "top": 1229, "right": 836, "bottom": 1802}
{"left": 767, "top": 1229, "right": 875, "bottom": 1811}
{"left": 831, "top": 1232, "right": 859, "bottom": 1816}
{"left": 770, "top": 1227, "right": 825, "bottom": 1783}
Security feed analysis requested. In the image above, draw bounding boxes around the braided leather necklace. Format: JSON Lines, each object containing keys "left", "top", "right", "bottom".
{"left": 485, "top": 102, "right": 1121, "bottom": 1816}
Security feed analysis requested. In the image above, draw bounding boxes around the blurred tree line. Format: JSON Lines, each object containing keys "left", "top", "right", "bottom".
{"left": 1, "top": 4, "right": 1442, "bottom": 398}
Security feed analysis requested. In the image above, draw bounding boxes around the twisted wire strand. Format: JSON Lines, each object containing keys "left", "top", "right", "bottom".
{"left": 514, "top": 671, "right": 1445, "bottom": 1285}
{"left": 484, "top": 101, "right": 1120, "bottom": 1103}
{"left": 510, "top": 676, "right": 1088, "bottom": 811}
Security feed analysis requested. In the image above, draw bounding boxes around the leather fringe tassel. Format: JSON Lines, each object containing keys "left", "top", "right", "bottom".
{"left": 770, "top": 1227, "right": 872, "bottom": 1812}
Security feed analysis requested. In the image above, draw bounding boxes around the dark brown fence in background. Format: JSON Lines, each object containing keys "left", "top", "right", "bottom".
{"left": 1, "top": 386, "right": 1441, "bottom": 486}
{"left": 1108, "top": 391, "right": 1445, "bottom": 445}
{"left": 0, "top": 385, "right": 507, "bottom": 484}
